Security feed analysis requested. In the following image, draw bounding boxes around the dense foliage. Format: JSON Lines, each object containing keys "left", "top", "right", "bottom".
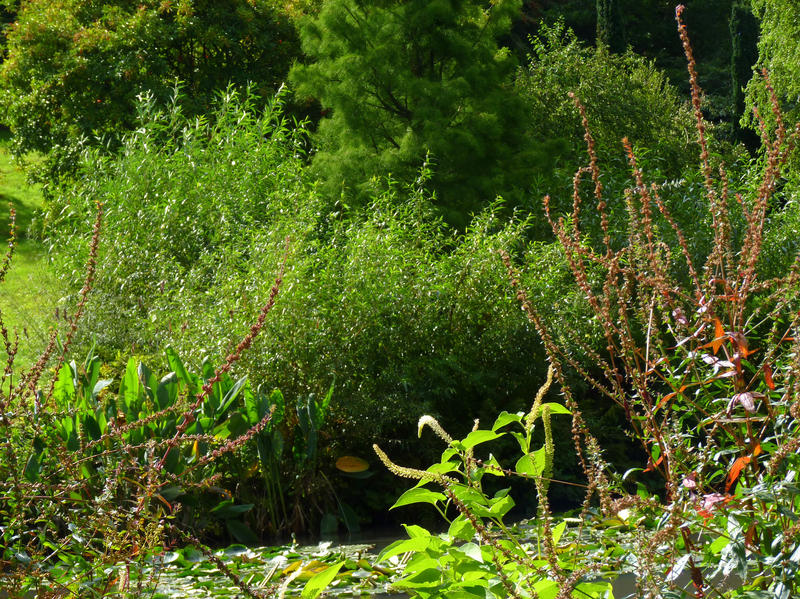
{"left": 289, "top": 0, "right": 543, "bottom": 222}
{"left": 2, "top": 1, "right": 800, "bottom": 597}
{"left": 0, "top": 0, "right": 297, "bottom": 185}
{"left": 45, "top": 89, "right": 553, "bottom": 507}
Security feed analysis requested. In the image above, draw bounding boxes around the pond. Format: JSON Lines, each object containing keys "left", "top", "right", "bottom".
{"left": 149, "top": 539, "right": 410, "bottom": 598}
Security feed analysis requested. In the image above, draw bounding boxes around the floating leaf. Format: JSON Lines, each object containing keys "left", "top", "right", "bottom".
{"left": 301, "top": 561, "right": 344, "bottom": 599}
{"left": 335, "top": 456, "right": 369, "bottom": 473}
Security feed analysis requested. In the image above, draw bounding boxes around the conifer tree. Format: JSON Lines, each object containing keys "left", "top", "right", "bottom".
{"left": 290, "top": 0, "right": 543, "bottom": 222}
{"left": 729, "top": 0, "right": 758, "bottom": 147}
{"left": 596, "top": 0, "right": 625, "bottom": 54}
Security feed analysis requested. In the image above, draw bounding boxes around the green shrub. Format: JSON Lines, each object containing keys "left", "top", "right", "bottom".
{"left": 0, "top": 0, "right": 298, "bottom": 186}
{"left": 47, "top": 89, "right": 556, "bottom": 516}
{"left": 518, "top": 21, "right": 696, "bottom": 180}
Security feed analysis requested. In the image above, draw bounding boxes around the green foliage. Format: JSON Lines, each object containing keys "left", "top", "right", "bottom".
{"left": 745, "top": 0, "right": 800, "bottom": 131}
{"left": 517, "top": 22, "right": 697, "bottom": 219}
{"left": 46, "top": 89, "right": 550, "bottom": 505}
{"left": 289, "top": 0, "right": 545, "bottom": 222}
{"left": 0, "top": 336, "right": 283, "bottom": 592}
{"left": 0, "top": 0, "right": 297, "bottom": 185}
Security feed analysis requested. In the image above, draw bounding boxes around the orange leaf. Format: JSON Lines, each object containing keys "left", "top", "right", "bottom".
{"left": 712, "top": 318, "right": 725, "bottom": 354}
{"left": 752, "top": 443, "right": 763, "bottom": 458}
{"left": 764, "top": 364, "right": 775, "bottom": 391}
{"left": 725, "top": 456, "right": 751, "bottom": 493}
{"left": 745, "top": 523, "right": 757, "bottom": 550}
{"left": 644, "top": 454, "right": 664, "bottom": 473}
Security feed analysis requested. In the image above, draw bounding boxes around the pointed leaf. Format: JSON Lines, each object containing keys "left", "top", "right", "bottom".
{"left": 725, "top": 456, "right": 751, "bottom": 493}
{"left": 390, "top": 487, "right": 446, "bottom": 510}
{"left": 301, "top": 561, "right": 344, "bottom": 599}
{"left": 458, "top": 430, "right": 503, "bottom": 450}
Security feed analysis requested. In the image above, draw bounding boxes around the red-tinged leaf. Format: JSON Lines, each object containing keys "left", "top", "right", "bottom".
{"left": 696, "top": 507, "right": 714, "bottom": 519}
{"left": 764, "top": 364, "right": 775, "bottom": 391}
{"left": 725, "top": 456, "right": 751, "bottom": 493}
{"left": 745, "top": 523, "right": 757, "bottom": 550}
{"left": 643, "top": 454, "right": 664, "bottom": 473}
{"left": 712, "top": 318, "right": 725, "bottom": 354}
{"left": 656, "top": 392, "right": 676, "bottom": 410}
{"left": 752, "top": 443, "right": 763, "bottom": 458}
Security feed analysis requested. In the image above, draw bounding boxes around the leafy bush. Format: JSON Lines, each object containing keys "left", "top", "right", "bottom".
{"left": 518, "top": 21, "right": 696, "bottom": 180}
{"left": 0, "top": 0, "right": 298, "bottom": 186}
{"left": 47, "top": 88, "right": 557, "bottom": 517}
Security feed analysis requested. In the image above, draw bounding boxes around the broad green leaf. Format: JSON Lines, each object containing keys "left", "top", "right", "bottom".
{"left": 165, "top": 347, "right": 190, "bottom": 385}
{"left": 492, "top": 411, "right": 522, "bottom": 431}
{"left": 211, "top": 500, "right": 254, "bottom": 518}
{"left": 391, "top": 487, "right": 446, "bottom": 510}
{"left": 551, "top": 520, "right": 567, "bottom": 545}
{"left": 488, "top": 494, "right": 515, "bottom": 518}
{"left": 457, "top": 542, "right": 483, "bottom": 563}
{"left": 217, "top": 375, "right": 248, "bottom": 418}
{"left": 301, "top": 561, "right": 344, "bottom": 599}
{"left": 540, "top": 402, "right": 571, "bottom": 415}
{"left": 53, "top": 364, "right": 76, "bottom": 408}
{"left": 448, "top": 515, "right": 475, "bottom": 541}
{"left": 516, "top": 447, "right": 546, "bottom": 478}
{"left": 458, "top": 430, "right": 504, "bottom": 450}
{"left": 156, "top": 372, "right": 178, "bottom": 409}
{"left": 483, "top": 454, "right": 505, "bottom": 477}
{"left": 532, "top": 579, "right": 559, "bottom": 599}
{"left": 403, "top": 524, "right": 432, "bottom": 538}
{"left": 23, "top": 454, "right": 40, "bottom": 482}
{"left": 119, "top": 358, "right": 140, "bottom": 416}
{"left": 377, "top": 536, "right": 432, "bottom": 562}
{"left": 395, "top": 567, "right": 441, "bottom": 589}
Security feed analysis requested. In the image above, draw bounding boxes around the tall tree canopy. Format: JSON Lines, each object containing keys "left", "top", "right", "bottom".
{"left": 745, "top": 0, "right": 800, "bottom": 132}
{"left": 0, "top": 0, "right": 297, "bottom": 180}
{"left": 289, "top": 0, "right": 546, "bottom": 221}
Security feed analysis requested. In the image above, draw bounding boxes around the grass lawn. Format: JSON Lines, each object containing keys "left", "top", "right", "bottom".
{"left": 0, "top": 129, "right": 64, "bottom": 368}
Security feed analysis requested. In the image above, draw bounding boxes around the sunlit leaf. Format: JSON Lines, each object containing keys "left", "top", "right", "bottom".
{"left": 390, "top": 487, "right": 446, "bottom": 510}
{"left": 301, "top": 561, "right": 344, "bottom": 599}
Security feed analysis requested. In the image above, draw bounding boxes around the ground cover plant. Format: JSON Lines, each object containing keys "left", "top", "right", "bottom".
{"left": 362, "top": 7, "right": 800, "bottom": 598}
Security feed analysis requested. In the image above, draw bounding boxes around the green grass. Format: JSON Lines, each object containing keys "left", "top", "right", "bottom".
{"left": 0, "top": 129, "right": 64, "bottom": 368}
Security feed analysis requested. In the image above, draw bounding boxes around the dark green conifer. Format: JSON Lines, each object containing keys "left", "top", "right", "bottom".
{"left": 596, "top": 0, "right": 626, "bottom": 54}
{"left": 290, "top": 0, "right": 548, "bottom": 223}
{"left": 730, "top": 0, "right": 759, "bottom": 147}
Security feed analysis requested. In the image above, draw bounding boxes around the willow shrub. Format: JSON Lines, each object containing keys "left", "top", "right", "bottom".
{"left": 47, "top": 88, "right": 555, "bottom": 519}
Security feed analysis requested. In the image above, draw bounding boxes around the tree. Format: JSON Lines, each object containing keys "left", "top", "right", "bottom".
{"left": 289, "top": 0, "right": 545, "bottom": 222}
{"left": 729, "top": 0, "right": 759, "bottom": 148}
{"left": 596, "top": 0, "right": 625, "bottom": 53}
{"left": 0, "top": 0, "right": 297, "bottom": 182}
{"left": 744, "top": 0, "right": 800, "bottom": 134}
